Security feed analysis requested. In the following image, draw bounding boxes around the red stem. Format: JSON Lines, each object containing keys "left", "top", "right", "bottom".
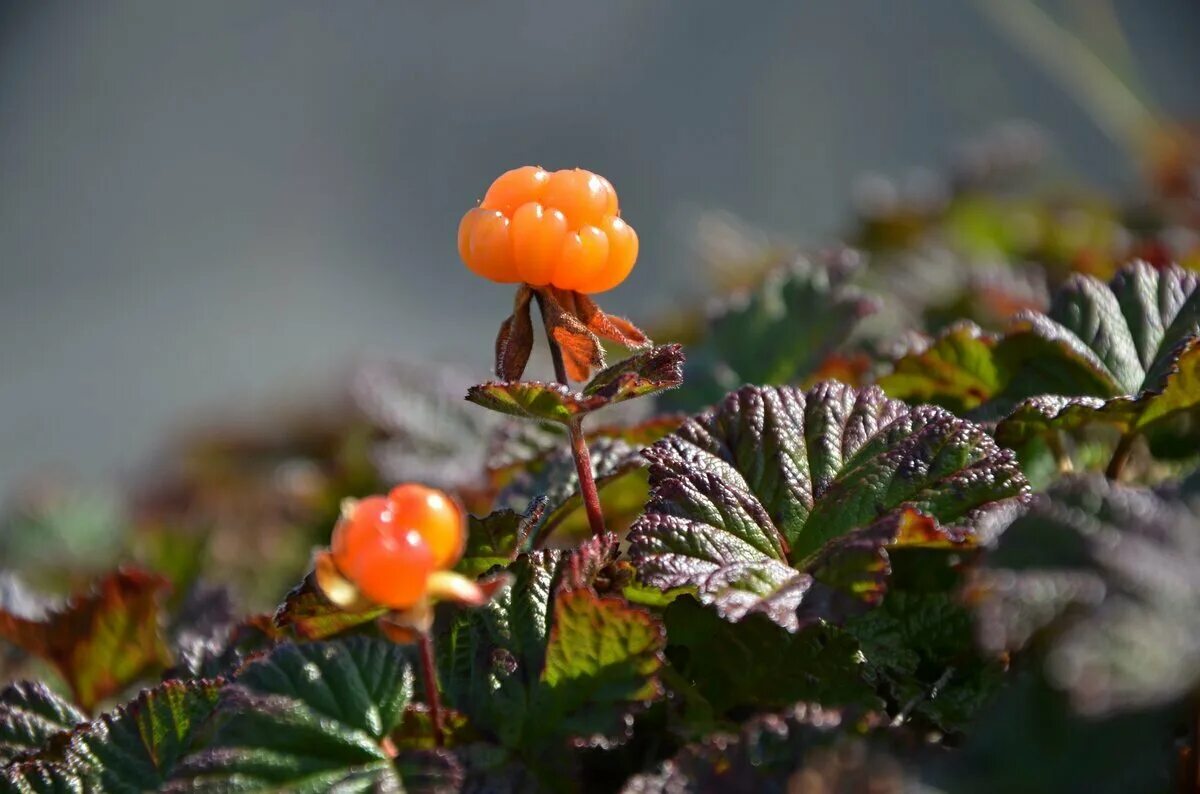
{"left": 417, "top": 632, "right": 444, "bottom": 747}
{"left": 535, "top": 292, "right": 608, "bottom": 540}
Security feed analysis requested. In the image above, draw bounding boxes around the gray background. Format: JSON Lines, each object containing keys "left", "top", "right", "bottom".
{"left": 2, "top": 1, "right": 1198, "bottom": 495}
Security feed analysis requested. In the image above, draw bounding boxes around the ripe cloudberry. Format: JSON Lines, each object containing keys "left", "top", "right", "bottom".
{"left": 458, "top": 166, "right": 639, "bottom": 293}
{"left": 329, "top": 485, "right": 465, "bottom": 609}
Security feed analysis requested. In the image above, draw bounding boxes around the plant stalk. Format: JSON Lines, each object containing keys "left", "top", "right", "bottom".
{"left": 416, "top": 632, "right": 444, "bottom": 747}
{"left": 1105, "top": 432, "right": 1136, "bottom": 481}
{"left": 534, "top": 292, "right": 608, "bottom": 539}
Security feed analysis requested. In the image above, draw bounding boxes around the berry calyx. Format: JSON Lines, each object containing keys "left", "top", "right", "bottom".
{"left": 387, "top": 483, "right": 465, "bottom": 569}
{"left": 330, "top": 496, "right": 436, "bottom": 609}
{"left": 458, "top": 166, "right": 638, "bottom": 294}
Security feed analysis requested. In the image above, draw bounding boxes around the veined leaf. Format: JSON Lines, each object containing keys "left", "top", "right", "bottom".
{"left": 629, "top": 383, "right": 1028, "bottom": 631}
{"left": 0, "top": 569, "right": 171, "bottom": 712}
{"left": 880, "top": 262, "right": 1200, "bottom": 448}
{"left": 440, "top": 535, "right": 665, "bottom": 760}
{"left": 0, "top": 682, "right": 84, "bottom": 764}
{"left": 3, "top": 678, "right": 221, "bottom": 792}
{"left": 467, "top": 345, "right": 685, "bottom": 426}
{"left": 168, "top": 637, "right": 412, "bottom": 791}
{"left": 456, "top": 497, "right": 549, "bottom": 578}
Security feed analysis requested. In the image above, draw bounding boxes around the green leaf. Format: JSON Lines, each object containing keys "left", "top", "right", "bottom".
{"left": 538, "top": 589, "right": 664, "bottom": 748}
{"left": 271, "top": 575, "right": 387, "bottom": 641}
{"left": 877, "top": 321, "right": 1005, "bottom": 413}
{"left": 68, "top": 678, "right": 222, "bottom": 791}
{"left": 661, "top": 597, "right": 878, "bottom": 724}
{"left": 580, "top": 344, "right": 685, "bottom": 406}
{"left": 467, "top": 345, "right": 685, "bottom": 426}
{"left": 495, "top": 436, "right": 649, "bottom": 545}
{"left": 466, "top": 380, "right": 594, "bottom": 425}
{"left": 880, "top": 263, "right": 1200, "bottom": 449}
{"left": 440, "top": 535, "right": 665, "bottom": 759}
{"left": 0, "top": 569, "right": 171, "bottom": 712}
{"left": 168, "top": 637, "right": 413, "bottom": 791}
{"left": 845, "top": 592, "right": 1004, "bottom": 732}
{"left": 456, "top": 497, "right": 549, "bottom": 578}
{"left": 664, "top": 255, "right": 879, "bottom": 411}
{"left": 2, "top": 678, "right": 221, "bottom": 793}
{"left": 972, "top": 474, "right": 1200, "bottom": 715}
{"left": 628, "top": 383, "right": 1028, "bottom": 630}
{"left": 0, "top": 682, "right": 84, "bottom": 764}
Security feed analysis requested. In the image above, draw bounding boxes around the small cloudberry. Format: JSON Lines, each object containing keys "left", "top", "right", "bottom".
{"left": 387, "top": 483, "right": 465, "bottom": 569}
{"left": 328, "top": 485, "right": 467, "bottom": 609}
{"left": 458, "top": 166, "right": 638, "bottom": 293}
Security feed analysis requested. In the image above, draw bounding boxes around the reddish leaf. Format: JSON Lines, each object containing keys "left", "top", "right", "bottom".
{"left": 0, "top": 569, "right": 171, "bottom": 712}
{"left": 495, "top": 285, "right": 535, "bottom": 381}
{"left": 553, "top": 288, "right": 651, "bottom": 350}
{"left": 272, "top": 575, "right": 386, "bottom": 641}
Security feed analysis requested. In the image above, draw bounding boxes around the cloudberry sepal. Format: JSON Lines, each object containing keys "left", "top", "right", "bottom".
{"left": 312, "top": 549, "right": 373, "bottom": 612}
{"left": 493, "top": 285, "right": 652, "bottom": 382}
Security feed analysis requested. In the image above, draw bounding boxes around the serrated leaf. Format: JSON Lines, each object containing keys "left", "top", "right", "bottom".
{"left": 440, "top": 535, "right": 665, "bottom": 760}
{"left": 0, "top": 569, "right": 171, "bottom": 712}
{"left": 67, "top": 678, "right": 222, "bottom": 791}
{"left": 0, "top": 682, "right": 84, "bottom": 764}
{"left": 456, "top": 497, "right": 549, "bottom": 578}
{"left": 665, "top": 255, "right": 879, "bottom": 411}
{"left": 271, "top": 575, "right": 387, "bottom": 641}
{"left": 2, "top": 678, "right": 221, "bottom": 793}
{"left": 661, "top": 597, "right": 878, "bottom": 724}
{"left": 494, "top": 436, "right": 648, "bottom": 545}
{"left": 466, "top": 381, "right": 599, "bottom": 425}
{"left": 629, "top": 383, "right": 1028, "bottom": 630}
{"left": 845, "top": 592, "right": 1004, "bottom": 732}
{"left": 880, "top": 262, "right": 1200, "bottom": 450}
{"left": 877, "top": 321, "right": 1004, "bottom": 413}
{"left": 168, "top": 637, "right": 412, "bottom": 791}
{"left": 468, "top": 345, "right": 684, "bottom": 428}
{"left": 538, "top": 589, "right": 664, "bottom": 748}
{"left": 971, "top": 475, "right": 1200, "bottom": 715}
{"left": 580, "top": 345, "right": 685, "bottom": 406}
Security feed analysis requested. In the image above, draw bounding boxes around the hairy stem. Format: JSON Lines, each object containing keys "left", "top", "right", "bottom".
{"left": 1105, "top": 432, "right": 1136, "bottom": 481}
{"left": 417, "top": 632, "right": 444, "bottom": 747}
{"left": 535, "top": 291, "right": 608, "bottom": 539}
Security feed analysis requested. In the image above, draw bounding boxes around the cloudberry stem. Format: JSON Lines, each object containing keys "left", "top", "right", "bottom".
{"left": 535, "top": 291, "right": 608, "bottom": 540}
{"left": 416, "top": 632, "right": 444, "bottom": 747}
{"left": 1105, "top": 432, "right": 1136, "bottom": 481}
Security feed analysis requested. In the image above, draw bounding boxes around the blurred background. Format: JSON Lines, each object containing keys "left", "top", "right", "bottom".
{"left": 1, "top": 0, "right": 1198, "bottom": 498}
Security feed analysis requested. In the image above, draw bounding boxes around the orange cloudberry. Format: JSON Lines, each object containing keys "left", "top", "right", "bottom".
{"left": 329, "top": 485, "right": 465, "bottom": 609}
{"left": 458, "top": 166, "right": 639, "bottom": 293}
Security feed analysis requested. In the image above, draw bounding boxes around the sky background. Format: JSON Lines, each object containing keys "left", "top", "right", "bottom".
{"left": 1, "top": 0, "right": 1198, "bottom": 496}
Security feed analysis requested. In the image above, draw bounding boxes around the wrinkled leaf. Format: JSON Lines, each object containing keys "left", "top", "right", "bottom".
{"left": 877, "top": 321, "right": 1004, "bottom": 413}
{"left": 271, "top": 575, "right": 387, "bottom": 641}
{"left": 468, "top": 345, "right": 684, "bottom": 427}
{"left": 440, "top": 535, "right": 665, "bottom": 761}
{"left": 0, "top": 569, "right": 171, "bottom": 712}
{"left": 467, "top": 381, "right": 600, "bottom": 425}
{"left": 0, "top": 682, "right": 84, "bottom": 764}
{"left": 457, "top": 497, "right": 549, "bottom": 578}
{"left": 846, "top": 592, "right": 1005, "bottom": 732}
{"left": 168, "top": 637, "right": 412, "bottom": 791}
{"left": 3, "top": 678, "right": 221, "bottom": 792}
{"left": 661, "top": 597, "right": 878, "bottom": 724}
{"left": 629, "top": 383, "right": 1028, "bottom": 630}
